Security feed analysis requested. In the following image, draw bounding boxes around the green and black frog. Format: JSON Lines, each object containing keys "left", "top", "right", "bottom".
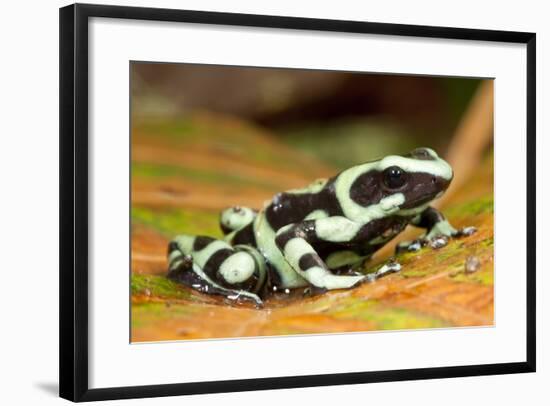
{"left": 167, "top": 147, "right": 475, "bottom": 305}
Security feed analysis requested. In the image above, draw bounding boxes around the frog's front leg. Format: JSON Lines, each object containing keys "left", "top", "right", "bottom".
{"left": 396, "top": 206, "right": 476, "bottom": 253}
{"left": 275, "top": 217, "right": 367, "bottom": 289}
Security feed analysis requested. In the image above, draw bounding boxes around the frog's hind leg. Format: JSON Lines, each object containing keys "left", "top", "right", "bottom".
{"left": 167, "top": 235, "right": 265, "bottom": 305}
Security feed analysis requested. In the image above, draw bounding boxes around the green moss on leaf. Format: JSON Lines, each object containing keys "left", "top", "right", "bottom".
{"left": 131, "top": 302, "right": 197, "bottom": 328}
{"left": 132, "top": 162, "right": 282, "bottom": 191}
{"left": 131, "top": 274, "right": 192, "bottom": 300}
{"left": 400, "top": 269, "right": 430, "bottom": 278}
{"left": 132, "top": 207, "right": 221, "bottom": 237}
{"left": 446, "top": 196, "right": 494, "bottom": 217}
{"left": 451, "top": 269, "right": 493, "bottom": 286}
{"left": 329, "top": 300, "right": 447, "bottom": 330}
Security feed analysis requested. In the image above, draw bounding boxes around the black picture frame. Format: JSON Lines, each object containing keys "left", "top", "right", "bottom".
{"left": 59, "top": 3, "right": 536, "bottom": 402}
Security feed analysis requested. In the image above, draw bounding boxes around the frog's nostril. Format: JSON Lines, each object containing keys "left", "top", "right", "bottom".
{"left": 431, "top": 177, "right": 437, "bottom": 184}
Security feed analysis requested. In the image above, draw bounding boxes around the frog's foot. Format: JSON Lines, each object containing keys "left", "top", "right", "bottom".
{"left": 452, "top": 226, "right": 477, "bottom": 237}
{"left": 167, "top": 235, "right": 265, "bottom": 307}
{"left": 396, "top": 224, "right": 477, "bottom": 254}
{"left": 302, "top": 286, "right": 328, "bottom": 297}
{"left": 366, "top": 259, "right": 402, "bottom": 282}
{"left": 168, "top": 259, "right": 263, "bottom": 307}
{"left": 224, "top": 291, "right": 264, "bottom": 308}
{"left": 396, "top": 238, "right": 427, "bottom": 254}
{"left": 424, "top": 219, "right": 477, "bottom": 241}
{"left": 425, "top": 225, "right": 477, "bottom": 250}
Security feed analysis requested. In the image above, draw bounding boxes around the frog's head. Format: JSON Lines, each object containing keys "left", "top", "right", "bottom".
{"left": 344, "top": 147, "right": 453, "bottom": 217}
{"left": 377, "top": 147, "right": 453, "bottom": 210}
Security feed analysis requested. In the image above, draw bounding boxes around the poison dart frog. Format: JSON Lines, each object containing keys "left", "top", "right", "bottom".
{"left": 167, "top": 148, "right": 475, "bottom": 305}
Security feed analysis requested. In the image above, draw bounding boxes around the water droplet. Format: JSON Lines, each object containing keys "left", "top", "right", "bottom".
{"left": 465, "top": 255, "right": 481, "bottom": 273}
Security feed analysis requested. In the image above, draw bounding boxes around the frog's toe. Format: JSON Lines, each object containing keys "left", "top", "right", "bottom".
{"left": 320, "top": 274, "right": 366, "bottom": 290}
{"left": 302, "top": 286, "right": 328, "bottom": 297}
{"left": 395, "top": 241, "right": 410, "bottom": 254}
{"left": 366, "top": 260, "right": 402, "bottom": 282}
{"left": 428, "top": 234, "right": 450, "bottom": 249}
{"left": 224, "top": 291, "right": 263, "bottom": 307}
{"left": 396, "top": 239, "right": 426, "bottom": 254}
{"left": 454, "top": 226, "right": 477, "bottom": 237}
{"left": 423, "top": 226, "right": 476, "bottom": 250}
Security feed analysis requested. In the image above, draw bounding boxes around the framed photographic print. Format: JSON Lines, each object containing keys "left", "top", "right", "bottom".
{"left": 59, "top": 3, "right": 536, "bottom": 402}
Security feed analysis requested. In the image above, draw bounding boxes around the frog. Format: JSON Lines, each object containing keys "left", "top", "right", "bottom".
{"left": 167, "top": 147, "right": 475, "bottom": 306}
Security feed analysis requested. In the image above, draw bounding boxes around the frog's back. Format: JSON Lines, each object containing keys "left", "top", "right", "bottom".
{"left": 263, "top": 177, "right": 343, "bottom": 232}
{"left": 250, "top": 178, "right": 345, "bottom": 288}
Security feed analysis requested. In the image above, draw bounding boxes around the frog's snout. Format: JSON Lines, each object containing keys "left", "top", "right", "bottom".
{"left": 431, "top": 174, "right": 451, "bottom": 192}
{"left": 437, "top": 158, "right": 454, "bottom": 189}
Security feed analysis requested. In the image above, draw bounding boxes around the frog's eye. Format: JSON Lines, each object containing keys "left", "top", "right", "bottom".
{"left": 383, "top": 166, "right": 407, "bottom": 189}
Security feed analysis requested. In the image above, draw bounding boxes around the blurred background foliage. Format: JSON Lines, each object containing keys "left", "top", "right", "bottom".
{"left": 132, "top": 63, "right": 480, "bottom": 169}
